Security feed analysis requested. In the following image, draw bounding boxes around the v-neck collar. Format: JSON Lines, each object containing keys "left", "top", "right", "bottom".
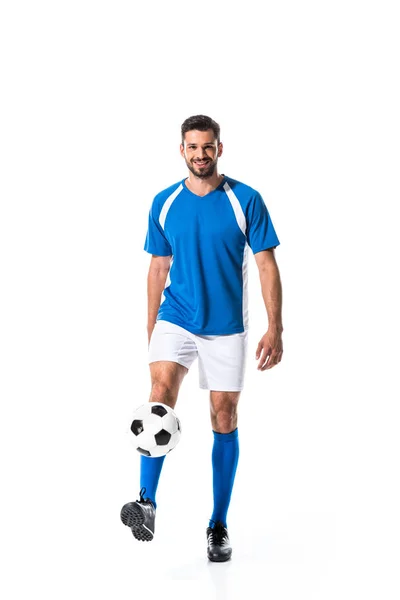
{"left": 182, "top": 175, "right": 227, "bottom": 198}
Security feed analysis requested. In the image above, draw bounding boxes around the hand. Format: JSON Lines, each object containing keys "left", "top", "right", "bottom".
{"left": 255, "top": 329, "right": 283, "bottom": 371}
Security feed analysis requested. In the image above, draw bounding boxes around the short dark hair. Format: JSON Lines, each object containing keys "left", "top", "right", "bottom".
{"left": 181, "top": 115, "right": 220, "bottom": 144}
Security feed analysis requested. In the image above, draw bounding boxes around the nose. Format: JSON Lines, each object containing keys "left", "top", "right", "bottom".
{"left": 196, "top": 148, "right": 207, "bottom": 159}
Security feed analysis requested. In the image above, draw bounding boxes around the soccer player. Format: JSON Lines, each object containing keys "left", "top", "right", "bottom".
{"left": 121, "top": 115, "right": 283, "bottom": 561}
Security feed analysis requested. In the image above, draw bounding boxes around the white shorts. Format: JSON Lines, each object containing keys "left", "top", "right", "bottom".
{"left": 148, "top": 319, "right": 248, "bottom": 391}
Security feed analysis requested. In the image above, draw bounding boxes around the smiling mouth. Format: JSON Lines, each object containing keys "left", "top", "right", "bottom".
{"left": 194, "top": 160, "right": 210, "bottom": 166}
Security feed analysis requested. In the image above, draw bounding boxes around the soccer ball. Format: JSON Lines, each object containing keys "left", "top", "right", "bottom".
{"left": 130, "top": 402, "right": 181, "bottom": 457}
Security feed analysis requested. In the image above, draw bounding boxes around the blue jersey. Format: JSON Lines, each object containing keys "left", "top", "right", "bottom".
{"left": 144, "top": 175, "right": 280, "bottom": 335}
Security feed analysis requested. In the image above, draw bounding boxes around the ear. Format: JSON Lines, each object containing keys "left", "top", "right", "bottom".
{"left": 180, "top": 143, "right": 185, "bottom": 157}
{"left": 218, "top": 142, "right": 223, "bottom": 157}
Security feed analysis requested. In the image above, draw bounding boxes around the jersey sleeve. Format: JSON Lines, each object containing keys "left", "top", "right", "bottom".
{"left": 246, "top": 192, "right": 280, "bottom": 253}
{"left": 144, "top": 198, "right": 173, "bottom": 256}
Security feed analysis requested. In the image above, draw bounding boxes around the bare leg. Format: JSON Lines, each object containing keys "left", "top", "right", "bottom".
{"left": 149, "top": 360, "right": 188, "bottom": 409}
{"left": 138, "top": 361, "right": 188, "bottom": 508}
{"left": 209, "top": 391, "right": 241, "bottom": 433}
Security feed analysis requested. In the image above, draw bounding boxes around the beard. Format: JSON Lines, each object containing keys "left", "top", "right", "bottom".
{"left": 186, "top": 158, "right": 217, "bottom": 179}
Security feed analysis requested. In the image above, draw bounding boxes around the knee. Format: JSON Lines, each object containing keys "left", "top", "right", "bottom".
{"left": 211, "top": 398, "right": 239, "bottom": 433}
{"left": 150, "top": 380, "right": 177, "bottom": 407}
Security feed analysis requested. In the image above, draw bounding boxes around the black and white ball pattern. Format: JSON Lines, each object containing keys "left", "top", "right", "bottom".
{"left": 130, "top": 402, "right": 181, "bottom": 457}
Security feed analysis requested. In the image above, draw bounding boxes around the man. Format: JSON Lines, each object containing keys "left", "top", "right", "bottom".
{"left": 121, "top": 115, "right": 283, "bottom": 561}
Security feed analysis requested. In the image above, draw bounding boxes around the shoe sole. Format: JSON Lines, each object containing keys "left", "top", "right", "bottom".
{"left": 120, "top": 502, "right": 154, "bottom": 542}
{"left": 207, "top": 552, "right": 232, "bottom": 562}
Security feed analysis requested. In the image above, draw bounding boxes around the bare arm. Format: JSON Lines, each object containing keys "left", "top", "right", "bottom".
{"left": 147, "top": 255, "right": 172, "bottom": 343}
{"left": 254, "top": 248, "right": 283, "bottom": 332}
{"left": 253, "top": 248, "right": 283, "bottom": 370}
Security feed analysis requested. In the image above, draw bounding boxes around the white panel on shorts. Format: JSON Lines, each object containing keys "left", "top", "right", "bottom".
{"left": 148, "top": 320, "right": 248, "bottom": 391}
{"left": 148, "top": 319, "right": 197, "bottom": 370}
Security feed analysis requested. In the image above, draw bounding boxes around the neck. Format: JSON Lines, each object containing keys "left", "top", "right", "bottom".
{"left": 185, "top": 172, "right": 224, "bottom": 196}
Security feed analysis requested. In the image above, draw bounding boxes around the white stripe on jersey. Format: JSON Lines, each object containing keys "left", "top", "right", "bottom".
{"left": 159, "top": 184, "right": 183, "bottom": 230}
{"left": 224, "top": 181, "right": 249, "bottom": 329}
{"left": 223, "top": 181, "right": 247, "bottom": 236}
{"left": 242, "top": 242, "right": 249, "bottom": 330}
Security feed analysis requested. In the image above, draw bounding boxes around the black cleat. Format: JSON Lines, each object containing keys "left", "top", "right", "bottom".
{"left": 206, "top": 520, "right": 232, "bottom": 562}
{"left": 120, "top": 487, "right": 156, "bottom": 542}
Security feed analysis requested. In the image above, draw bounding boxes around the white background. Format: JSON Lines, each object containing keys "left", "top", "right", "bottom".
{"left": 1, "top": 1, "right": 399, "bottom": 598}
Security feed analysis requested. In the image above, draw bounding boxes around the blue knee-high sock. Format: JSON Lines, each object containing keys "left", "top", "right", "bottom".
{"left": 210, "top": 428, "right": 239, "bottom": 528}
{"left": 140, "top": 455, "right": 166, "bottom": 509}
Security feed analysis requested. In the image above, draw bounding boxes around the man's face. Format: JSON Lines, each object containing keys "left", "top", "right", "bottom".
{"left": 180, "top": 129, "right": 223, "bottom": 179}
